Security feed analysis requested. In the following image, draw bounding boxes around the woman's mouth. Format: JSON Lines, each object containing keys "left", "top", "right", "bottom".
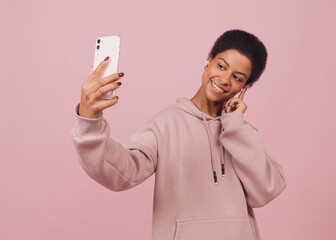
{"left": 210, "top": 80, "right": 226, "bottom": 94}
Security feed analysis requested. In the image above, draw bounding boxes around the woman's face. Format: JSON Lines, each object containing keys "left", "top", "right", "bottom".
{"left": 201, "top": 49, "right": 252, "bottom": 103}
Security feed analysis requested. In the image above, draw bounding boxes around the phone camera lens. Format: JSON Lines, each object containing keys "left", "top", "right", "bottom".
{"left": 97, "top": 45, "right": 100, "bottom": 50}
{"left": 97, "top": 39, "right": 101, "bottom": 44}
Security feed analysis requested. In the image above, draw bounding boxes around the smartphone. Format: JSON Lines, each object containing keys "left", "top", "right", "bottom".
{"left": 93, "top": 35, "right": 120, "bottom": 100}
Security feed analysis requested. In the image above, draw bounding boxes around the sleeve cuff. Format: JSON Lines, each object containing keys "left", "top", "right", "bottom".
{"left": 220, "top": 112, "right": 244, "bottom": 131}
{"left": 73, "top": 103, "right": 105, "bottom": 136}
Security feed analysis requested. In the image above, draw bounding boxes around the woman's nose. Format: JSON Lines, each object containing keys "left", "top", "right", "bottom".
{"left": 218, "top": 74, "right": 230, "bottom": 86}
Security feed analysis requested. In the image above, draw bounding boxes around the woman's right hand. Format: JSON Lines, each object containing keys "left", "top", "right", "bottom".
{"left": 78, "top": 56, "right": 124, "bottom": 119}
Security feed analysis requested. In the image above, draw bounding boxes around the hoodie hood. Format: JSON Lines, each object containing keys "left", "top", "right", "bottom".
{"left": 171, "top": 97, "right": 225, "bottom": 184}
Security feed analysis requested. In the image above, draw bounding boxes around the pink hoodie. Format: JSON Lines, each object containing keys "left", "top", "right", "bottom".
{"left": 70, "top": 97, "right": 287, "bottom": 240}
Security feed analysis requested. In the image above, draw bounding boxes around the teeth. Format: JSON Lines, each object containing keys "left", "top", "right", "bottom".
{"left": 211, "top": 81, "right": 224, "bottom": 93}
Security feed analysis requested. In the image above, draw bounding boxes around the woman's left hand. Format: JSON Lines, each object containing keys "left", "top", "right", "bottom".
{"left": 221, "top": 87, "right": 248, "bottom": 116}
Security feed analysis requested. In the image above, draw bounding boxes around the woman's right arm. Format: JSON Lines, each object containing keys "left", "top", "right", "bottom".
{"left": 70, "top": 58, "right": 158, "bottom": 192}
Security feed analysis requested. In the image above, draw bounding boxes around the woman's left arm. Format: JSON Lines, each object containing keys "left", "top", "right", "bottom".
{"left": 219, "top": 112, "right": 287, "bottom": 208}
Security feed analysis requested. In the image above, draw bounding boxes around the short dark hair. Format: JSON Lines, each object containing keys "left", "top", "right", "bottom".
{"left": 208, "top": 29, "right": 268, "bottom": 88}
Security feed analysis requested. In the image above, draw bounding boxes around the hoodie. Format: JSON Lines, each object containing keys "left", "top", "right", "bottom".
{"left": 70, "top": 97, "right": 287, "bottom": 240}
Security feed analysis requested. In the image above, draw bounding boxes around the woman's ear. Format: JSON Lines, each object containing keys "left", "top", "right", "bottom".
{"left": 204, "top": 56, "right": 212, "bottom": 69}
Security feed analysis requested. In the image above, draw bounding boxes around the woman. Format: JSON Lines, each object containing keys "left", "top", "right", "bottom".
{"left": 71, "top": 29, "right": 287, "bottom": 240}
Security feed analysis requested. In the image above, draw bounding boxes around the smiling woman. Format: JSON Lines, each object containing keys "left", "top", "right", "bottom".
{"left": 208, "top": 29, "right": 268, "bottom": 89}
{"left": 71, "top": 29, "right": 286, "bottom": 240}
{"left": 191, "top": 29, "right": 268, "bottom": 118}
{"left": 192, "top": 49, "right": 252, "bottom": 117}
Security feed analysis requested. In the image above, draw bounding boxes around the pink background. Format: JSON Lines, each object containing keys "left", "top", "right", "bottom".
{"left": 1, "top": 0, "right": 335, "bottom": 239}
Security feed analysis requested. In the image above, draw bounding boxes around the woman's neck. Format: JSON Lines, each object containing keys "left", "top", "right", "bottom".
{"left": 190, "top": 88, "right": 223, "bottom": 118}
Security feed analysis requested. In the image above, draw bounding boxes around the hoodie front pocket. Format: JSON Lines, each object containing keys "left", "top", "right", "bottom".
{"left": 173, "top": 217, "right": 256, "bottom": 240}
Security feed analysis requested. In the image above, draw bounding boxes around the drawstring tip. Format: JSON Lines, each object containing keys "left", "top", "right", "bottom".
{"left": 221, "top": 164, "right": 225, "bottom": 176}
{"left": 213, "top": 171, "right": 218, "bottom": 184}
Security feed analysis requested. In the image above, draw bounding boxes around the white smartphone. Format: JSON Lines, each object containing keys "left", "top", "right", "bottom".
{"left": 93, "top": 35, "right": 120, "bottom": 100}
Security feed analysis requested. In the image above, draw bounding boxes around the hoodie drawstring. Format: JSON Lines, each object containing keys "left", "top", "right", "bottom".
{"left": 201, "top": 114, "right": 225, "bottom": 185}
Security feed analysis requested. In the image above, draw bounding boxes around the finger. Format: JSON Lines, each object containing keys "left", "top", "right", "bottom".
{"left": 92, "top": 72, "right": 124, "bottom": 93}
{"left": 238, "top": 87, "right": 247, "bottom": 100}
{"left": 224, "top": 98, "right": 233, "bottom": 109}
{"left": 221, "top": 100, "right": 227, "bottom": 109}
{"left": 89, "top": 66, "right": 93, "bottom": 75}
{"left": 96, "top": 95, "right": 119, "bottom": 111}
{"left": 94, "top": 81, "right": 122, "bottom": 99}
{"left": 225, "top": 98, "right": 234, "bottom": 112}
{"left": 228, "top": 98, "right": 240, "bottom": 111}
{"left": 89, "top": 57, "right": 110, "bottom": 82}
{"left": 226, "top": 98, "right": 239, "bottom": 107}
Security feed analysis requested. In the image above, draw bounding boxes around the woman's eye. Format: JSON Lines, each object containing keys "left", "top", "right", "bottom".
{"left": 218, "top": 64, "right": 242, "bottom": 82}
{"left": 234, "top": 75, "right": 242, "bottom": 82}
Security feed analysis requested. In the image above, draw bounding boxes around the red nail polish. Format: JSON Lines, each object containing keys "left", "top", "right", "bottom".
{"left": 118, "top": 72, "right": 124, "bottom": 77}
{"left": 116, "top": 96, "right": 119, "bottom": 99}
{"left": 104, "top": 56, "right": 109, "bottom": 61}
{"left": 116, "top": 82, "right": 122, "bottom": 86}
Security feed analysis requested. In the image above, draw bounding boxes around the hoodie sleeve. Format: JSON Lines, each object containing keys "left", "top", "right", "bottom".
{"left": 70, "top": 103, "right": 158, "bottom": 192}
{"left": 219, "top": 112, "right": 287, "bottom": 208}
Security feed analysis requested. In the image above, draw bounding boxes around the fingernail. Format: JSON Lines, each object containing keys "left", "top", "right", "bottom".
{"left": 118, "top": 72, "right": 124, "bottom": 77}
{"left": 116, "top": 96, "right": 119, "bottom": 99}
{"left": 104, "top": 56, "right": 109, "bottom": 61}
{"left": 116, "top": 82, "right": 122, "bottom": 86}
